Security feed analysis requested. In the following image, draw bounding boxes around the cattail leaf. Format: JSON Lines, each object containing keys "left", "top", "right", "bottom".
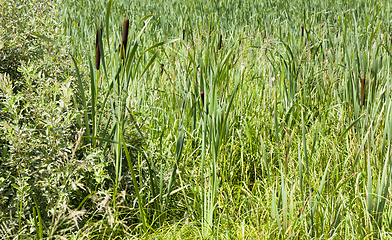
{"left": 143, "top": 38, "right": 181, "bottom": 54}
{"left": 31, "top": 33, "right": 62, "bottom": 48}
{"left": 105, "top": 0, "right": 113, "bottom": 54}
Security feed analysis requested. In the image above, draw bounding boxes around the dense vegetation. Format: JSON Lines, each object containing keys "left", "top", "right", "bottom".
{"left": 2, "top": 0, "right": 392, "bottom": 238}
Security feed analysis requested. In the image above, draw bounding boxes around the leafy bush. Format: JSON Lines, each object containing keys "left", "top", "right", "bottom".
{"left": 0, "top": 0, "right": 88, "bottom": 237}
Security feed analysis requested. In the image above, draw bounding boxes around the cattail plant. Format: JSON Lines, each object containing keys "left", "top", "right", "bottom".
{"left": 200, "top": 91, "right": 208, "bottom": 114}
{"left": 200, "top": 91, "right": 205, "bottom": 105}
{"left": 306, "top": 29, "right": 309, "bottom": 41}
{"left": 183, "top": 29, "right": 185, "bottom": 40}
{"left": 95, "top": 27, "right": 102, "bottom": 70}
{"left": 301, "top": 25, "right": 304, "bottom": 38}
{"left": 218, "top": 34, "right": 222, "bottom": 50}
{"left": 121, "top": 19, "right": 129, "bottom": 59}
{"left": 361, "top": 77, "right": 365, "bottom": 106}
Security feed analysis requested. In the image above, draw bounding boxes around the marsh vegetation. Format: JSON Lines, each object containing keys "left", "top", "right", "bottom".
{"left": 1, "top": 0, "right": 392, "bottom": 238}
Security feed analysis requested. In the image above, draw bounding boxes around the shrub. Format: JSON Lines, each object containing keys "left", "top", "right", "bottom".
{"left": 0, "top": 0, "right": 54, "bottom": 82}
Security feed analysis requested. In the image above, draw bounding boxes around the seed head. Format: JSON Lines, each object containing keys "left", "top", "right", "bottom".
{"left": 218, "top": 34, "right": 222, "bottom": 50}
{"left": 200, "top": 92, "right": 205, "bottom": 105}
{"left": 95, "top": 27, "right": 103, "bottom": 70}
{"left": 121, "top": 19, "right": 130, "bottom": 59}
{"left": 361, "top": 77, "right": 365, "bottom": 106}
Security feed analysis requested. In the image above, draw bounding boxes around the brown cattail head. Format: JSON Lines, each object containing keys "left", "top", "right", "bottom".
{"left": 264, "top": 29, "right": 267, "bottom": 41}
{"left": 95, "top": 27, "right": 103, "bottom": 70}
{"left": 121, "top": 19, "right": 129, "bottom": 59}
{"left": 200, "top": 92, "right": 205, "bottom": 106}
{"left": 218, "top": 34, "right": 222, "bottom": 50}
{"left": 183, "top": 29, "right": 185, "bottom": 40}
{"left": 336, "top": 30, "right": 339, "bottom": 38}
{"left": 200, "top": 91, "right": 208, "bottom": 114}
{"left": 161, "top": 64, "right": 164, "bottom": 75}
{"left": 301, "top": 25, "right": 304, "bottom": 38}
{"left": 361, "top": 77, "right": 365, "bottom": 106}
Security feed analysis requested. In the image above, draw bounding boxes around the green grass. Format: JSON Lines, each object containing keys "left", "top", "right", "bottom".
{"left": 2, "top": 0, "right": 392, "bottom": 238}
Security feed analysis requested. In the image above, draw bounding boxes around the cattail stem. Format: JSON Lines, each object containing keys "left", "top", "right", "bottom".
{"left": 361, "top": 77, "right": 365, "bottom": 106}
{"left": 95, "top": 28, "right": 102, "bottom": 70}
{"left": 121, "top": 19, "right": 129, "bottom": 59}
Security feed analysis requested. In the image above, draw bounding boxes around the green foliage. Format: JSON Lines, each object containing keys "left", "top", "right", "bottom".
{"left": 0, "top": 0, "right": 56, "bottom": 81}
{"left": 3, "top": 0, "right": 392, "bottom": 239}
